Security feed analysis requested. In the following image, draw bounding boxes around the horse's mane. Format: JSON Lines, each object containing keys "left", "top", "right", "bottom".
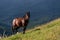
{"left": 23, "top": 11, "right": 30, "bottom": 18}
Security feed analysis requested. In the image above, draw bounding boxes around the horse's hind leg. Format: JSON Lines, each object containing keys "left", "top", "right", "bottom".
{"left": 23, "top": 26, "right": 26, "bottom": 34}
{"left": 12, "top": 27, "right": 15, "bottom": 34}
{"left": 12, "top": 29, "right": 14, "bottom": 34}
{"left": 12, "top": 28, "right": 18, "bottom": 34}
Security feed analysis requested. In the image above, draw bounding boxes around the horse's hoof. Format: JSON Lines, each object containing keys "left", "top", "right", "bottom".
{"left": 17, "top": 32, "right": 19, "bottom": 34}
{"left": 23, "top": 32, "right": 25, "bottom": 34}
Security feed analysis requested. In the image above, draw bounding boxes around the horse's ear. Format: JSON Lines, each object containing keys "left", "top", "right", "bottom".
{"left": 27, "top": 11, "right": 30, "bottom": 15}
{"left": 27, "top": 11, "right": 30, "bottom": 13}
{"left": 27, "top": 11, "right": 30, "bottom": 17}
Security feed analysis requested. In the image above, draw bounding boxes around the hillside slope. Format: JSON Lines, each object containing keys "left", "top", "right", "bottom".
{"left": 1, "top": 18, "right": 60, "bottom": 40}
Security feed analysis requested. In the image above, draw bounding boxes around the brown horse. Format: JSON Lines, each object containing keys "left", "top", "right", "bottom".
{"left": 12, "top": 11, "right": 30, "bottom": 34}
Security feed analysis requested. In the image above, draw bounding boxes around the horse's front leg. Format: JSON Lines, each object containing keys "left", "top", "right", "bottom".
{"left": 23, "top": 26, "right": 26, "bottom": 34}
{"left": 16, "top": 28, "right": 18, "bottom": 33}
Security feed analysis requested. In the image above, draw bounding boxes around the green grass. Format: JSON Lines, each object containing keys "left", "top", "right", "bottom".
{"left": 1, "top": 18, "right": 60, "bottom": 40}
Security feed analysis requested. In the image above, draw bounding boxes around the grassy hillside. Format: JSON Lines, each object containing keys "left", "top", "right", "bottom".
{"left": 1, "top": 18, "right": 60, "bottom": 40}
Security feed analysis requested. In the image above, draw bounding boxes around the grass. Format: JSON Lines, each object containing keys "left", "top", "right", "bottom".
{"left": 1, "top": 18, "right": 60, "bottom": 40}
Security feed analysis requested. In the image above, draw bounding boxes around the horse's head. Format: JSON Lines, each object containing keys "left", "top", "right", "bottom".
{"left": 26, "top": 11, "right": 30, "bottom": 18}
{"left": 23, "top": 11, "right": 30, "bottom": 20}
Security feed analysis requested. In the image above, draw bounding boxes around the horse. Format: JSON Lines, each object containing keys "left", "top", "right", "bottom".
{"left": 12, "top": 11, "right": 30, "bottom": 34}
